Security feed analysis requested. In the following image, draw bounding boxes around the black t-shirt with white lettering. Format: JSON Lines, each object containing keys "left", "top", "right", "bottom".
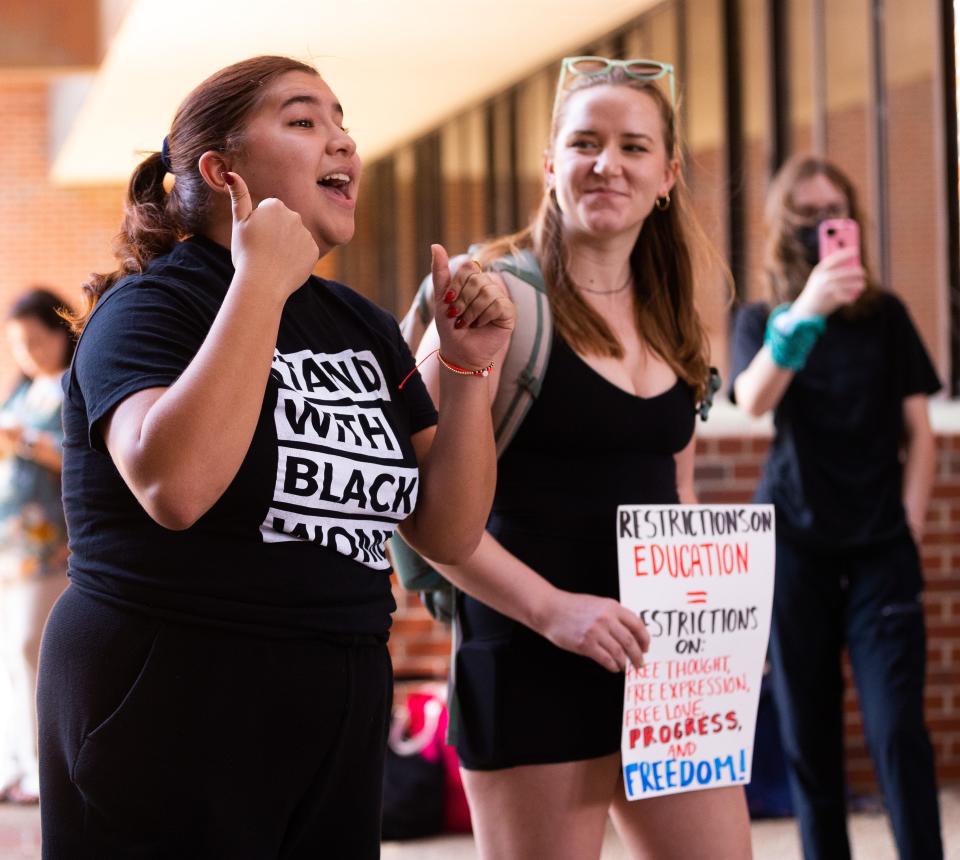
{"left": 729, "top": 292, "right": 941, "bottom": 550}
{"left": 62, "top": 235, "right": 437, "bottom": 638}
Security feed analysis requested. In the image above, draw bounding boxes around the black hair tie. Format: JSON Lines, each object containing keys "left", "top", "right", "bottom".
{"left": 159, "top": 136, "right": 173, "bottom": 174}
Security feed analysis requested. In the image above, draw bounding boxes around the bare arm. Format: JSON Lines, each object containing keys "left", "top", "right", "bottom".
{"left": 734, "top": 248, "right": 866, "bottom": 417}
{"left": 732, "top": 348, "right": 795, "bottom": 418}
{"left": 399, "top": 246, "right": 515, "bottom": 563}
{"left": 902, "top": 393, "right": 936, "bottom": 543}
{"left": 404, "top": 375, "right": 496, "bottom": 564}
{"left": 432, "top": 531, "right": 650, "bottom": 673}
{"left": 0, "top": 426, "right": 63, "bottom": 472}
{"left": 675, "top": 434, "right": 698, "bottom": 504}
{"left": 102, "top": 173, "right": 320, "bottom": 530}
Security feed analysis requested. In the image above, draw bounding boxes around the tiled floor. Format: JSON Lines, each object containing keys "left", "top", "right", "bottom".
{"left": 1, "top": 786, "right": 956, "bottom": 858}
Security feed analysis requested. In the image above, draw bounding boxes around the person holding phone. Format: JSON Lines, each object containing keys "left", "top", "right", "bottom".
{"left": 730, "top": 154, "right": 943, "bottom": 859}
{"left": 37, "top": 55, "right": 513, "bottom": 858}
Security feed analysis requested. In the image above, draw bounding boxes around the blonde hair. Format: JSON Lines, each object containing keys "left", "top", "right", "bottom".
{"left": 478, "top": 69, "right": 723, "bottom": 401}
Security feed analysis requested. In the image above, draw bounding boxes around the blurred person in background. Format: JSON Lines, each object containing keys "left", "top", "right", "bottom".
{"left": 0, "top": 288, "right": 73, "bottom": 805}
{"left": 730, "top": 154, "right": 942, "bottom": 860}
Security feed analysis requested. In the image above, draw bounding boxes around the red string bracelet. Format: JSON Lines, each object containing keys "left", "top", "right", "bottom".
{"left": 437, "top": 352, "right": 494, "bottom": 379}
{"left": 398, "top": 348, "right": 439, "bottom": 390}
{"left": 397, "top": 348, "right": 494, "bottom": 390}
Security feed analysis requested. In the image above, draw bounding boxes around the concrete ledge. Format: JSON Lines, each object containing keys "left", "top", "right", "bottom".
{"left": 696, "top": 398, "right": 960, "bottom": 438}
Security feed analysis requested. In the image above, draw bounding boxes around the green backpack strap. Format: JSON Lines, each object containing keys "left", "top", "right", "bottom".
{"left": 390, "top": 249, "right": 552, "bottom": 632}
{"left": 398, "top": 247, "right": 552, "bottom": 457}
{"left": 486, "top": 249, "right": 553, "bottom": 457}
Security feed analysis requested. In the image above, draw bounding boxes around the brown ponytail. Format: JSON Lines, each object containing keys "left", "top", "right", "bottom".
{"left": 71, "top": 55, "right": 320, "bottom": 333}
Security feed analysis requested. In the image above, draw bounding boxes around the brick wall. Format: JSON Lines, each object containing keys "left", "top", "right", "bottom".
{"left": 388, "top": 431, "right": 960, "bottom": 792}
{"left": 0, "top": 78, "right": 123, "bottom": 383}
{"left": 0, "top": 76, "right": 339, "bottom": 385}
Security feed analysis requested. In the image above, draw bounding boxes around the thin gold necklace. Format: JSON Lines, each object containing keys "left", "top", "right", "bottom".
{"left": 577, "top": 273, "right": 633, "bottom": 295}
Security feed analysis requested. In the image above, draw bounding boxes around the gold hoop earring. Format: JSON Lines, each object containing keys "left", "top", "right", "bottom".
{"left": 655, "top": 193, "right": 671, "bottom": 211}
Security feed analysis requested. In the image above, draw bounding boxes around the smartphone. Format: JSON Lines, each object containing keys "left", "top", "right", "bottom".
{"left": 818, "top": 218, "right": 860, "bottom": 268}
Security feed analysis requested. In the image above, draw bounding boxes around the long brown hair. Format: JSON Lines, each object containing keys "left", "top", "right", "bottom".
{"left": 763, "top": 154, "right": 878, "bottom": 311}
{"left": 71, "top": 55, "right": 319, "bottom": 333}
{"left": 478, "top": 67, "right": 720, "bottom": 401}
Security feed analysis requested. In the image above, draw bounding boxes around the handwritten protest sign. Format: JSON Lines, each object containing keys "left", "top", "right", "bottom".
{"left": 617, "top": 504, "right": 775, "bottom": 801}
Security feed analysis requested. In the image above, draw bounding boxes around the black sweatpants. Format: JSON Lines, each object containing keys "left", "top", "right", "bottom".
{"left": 37, "top": 585, "right": 392, "bottom": 859}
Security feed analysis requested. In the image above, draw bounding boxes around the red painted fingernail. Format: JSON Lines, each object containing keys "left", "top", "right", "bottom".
{"left": 223, "top": 172, "right": 235, "bottom": 186}
{"left": 444, "top": 290, "right": 456, "bottom": 304}
{"left": 454, "top": 317, "right": 466, "bottom": 329}
{"left": 446, "top": 305, "right": 459, "bottom": 318}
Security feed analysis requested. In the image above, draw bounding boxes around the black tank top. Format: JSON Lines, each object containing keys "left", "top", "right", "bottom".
{"left": 487, "top": 333, "right": 696, "bottom": 596}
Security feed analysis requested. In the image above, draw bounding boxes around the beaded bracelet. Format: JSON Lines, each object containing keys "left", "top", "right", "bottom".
{"left": 437, "top": 352, "right": 494, "bottom": 379}
{"left": 764, "top": 304, "right": 826, "bottom": 371}
{"left": 397, "top": 348, "right": 494, "bottom": 390}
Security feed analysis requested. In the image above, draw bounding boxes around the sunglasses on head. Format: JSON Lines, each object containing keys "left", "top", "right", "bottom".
{"left": 555, "top": 56, "right": 676, "bottom": 110}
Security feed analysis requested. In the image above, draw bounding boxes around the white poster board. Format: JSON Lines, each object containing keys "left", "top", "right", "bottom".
{"left": 617, "top": 504, "right": 775, "bottom": 801}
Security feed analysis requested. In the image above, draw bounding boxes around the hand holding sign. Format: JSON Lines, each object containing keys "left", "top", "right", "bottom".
{"left": 539, "top": 589, "right": 650, "bottom": 673}
{"left": 431, "top": 244, "right": 515, "bottom": 373}
{"left": 225, "top": 171, "right": 320, "bottom": 300}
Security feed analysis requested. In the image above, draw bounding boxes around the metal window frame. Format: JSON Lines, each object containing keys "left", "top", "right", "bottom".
{"left": 413, "top": 132, "right": 444, "bottom": 283}
{"left": 766, "top": 0, "right": 790, "bottom": 172}
{"left": 940, "top": 0, "right": 960, "bottom": 395}
{"left": 724, "top": 0, "right": 747, "bottom": 300}
{"left": 867, "top": 0, "right": 891, "bottom": 289}
{"left": 371, "top": 157, "right": 399, "bottom": 313}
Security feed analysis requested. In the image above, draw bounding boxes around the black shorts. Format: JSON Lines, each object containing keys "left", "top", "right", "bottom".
{"left": 38, "top": 585, "right": 392, "bottom": 859}
{"left": 454, "top": 529, "right": 623, "bottom": 771}
{"left": 454, "top": 615, "right": 624, "bottom": 771}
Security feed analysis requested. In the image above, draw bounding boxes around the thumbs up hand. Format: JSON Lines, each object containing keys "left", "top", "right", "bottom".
{"left": 224, "top": 171, "right": 319, "bottom": 300}
{"left": 431, "top": 244, "right": 515, "bottom": 373}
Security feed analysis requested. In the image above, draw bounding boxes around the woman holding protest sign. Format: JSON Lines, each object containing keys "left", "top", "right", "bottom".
{"left": 730, "top": 154, "right": 943, "bottom": 859}
{"left": 36, "top": 55, "right": 513, "bottom": 857}
{"left": 416, "top": 57, "right": 750, "bottom": 859}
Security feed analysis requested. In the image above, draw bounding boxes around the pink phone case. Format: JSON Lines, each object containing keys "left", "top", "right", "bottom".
{"left": 818, "top": 218, "right": 860, "bottom": 267}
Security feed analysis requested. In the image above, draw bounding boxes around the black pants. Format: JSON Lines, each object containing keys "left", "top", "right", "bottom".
{"left": 38, "top": 585, "right": 392, "bottom": 859}
{"left": 769, "top": 535, "right": 942, "bottom": 860}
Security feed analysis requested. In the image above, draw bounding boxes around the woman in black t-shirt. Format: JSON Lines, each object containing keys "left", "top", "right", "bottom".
{"left": 37, "top": 56, "right": 514, "bottom": 858}
{"left": 730, "top": 154, "right": 943, "bottom": 860}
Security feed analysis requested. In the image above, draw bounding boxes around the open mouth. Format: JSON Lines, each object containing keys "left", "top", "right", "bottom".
{"left": 317, "top": 172, "right": 352, "bottom": 201}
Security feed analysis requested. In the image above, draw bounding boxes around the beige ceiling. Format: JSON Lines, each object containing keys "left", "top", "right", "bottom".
{"left": 51, "top": 0, "right": 659, "bottom": 185}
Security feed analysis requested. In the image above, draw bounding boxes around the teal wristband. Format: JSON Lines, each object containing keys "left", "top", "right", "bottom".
{"left": 764, "top": 304, "right": 826, "bottom": 371}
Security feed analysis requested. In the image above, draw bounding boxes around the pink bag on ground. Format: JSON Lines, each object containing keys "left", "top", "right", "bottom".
{"left": 387, "top": 688, "right": 471, "bottom": 835}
